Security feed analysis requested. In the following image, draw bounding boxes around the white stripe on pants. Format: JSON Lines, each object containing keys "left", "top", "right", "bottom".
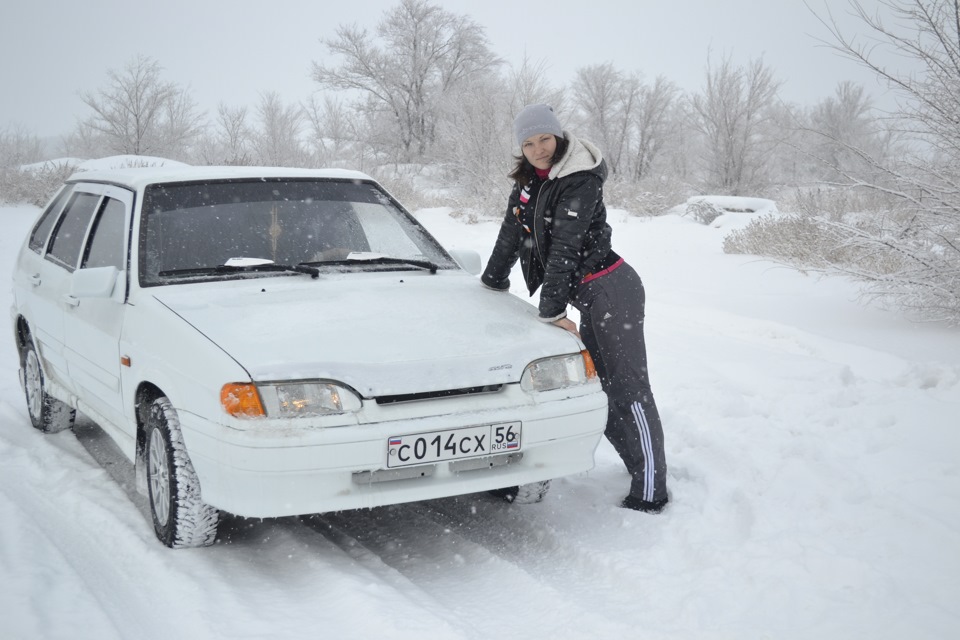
{"left": 631, "top": 401, "right": 656, "bottom": 502}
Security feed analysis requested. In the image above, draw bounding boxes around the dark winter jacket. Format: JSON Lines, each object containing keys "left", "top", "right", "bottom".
{"left": 481, "top": 133, "right": 616, "bottom": 320}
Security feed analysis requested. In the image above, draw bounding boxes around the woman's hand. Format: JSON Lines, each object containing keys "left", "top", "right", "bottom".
{"left": 552, "top": 317, "right": 580, "bottom": 338}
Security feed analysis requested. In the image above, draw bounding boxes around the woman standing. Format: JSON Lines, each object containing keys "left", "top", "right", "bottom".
{"left": 481, "top": 104, "right": 668, "bottom": 513}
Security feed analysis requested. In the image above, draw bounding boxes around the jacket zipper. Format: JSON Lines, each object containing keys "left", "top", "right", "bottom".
{"left": 532, "top": 181, "right": 549, "bottom": 270}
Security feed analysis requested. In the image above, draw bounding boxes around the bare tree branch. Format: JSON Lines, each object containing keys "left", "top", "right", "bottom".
{"left": 311, "top": 0, "right": 501, "bottom": 162}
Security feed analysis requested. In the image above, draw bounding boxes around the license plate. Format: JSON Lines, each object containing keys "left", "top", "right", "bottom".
{"left": 386, "top": 422, "right": 522, "bottom": 468}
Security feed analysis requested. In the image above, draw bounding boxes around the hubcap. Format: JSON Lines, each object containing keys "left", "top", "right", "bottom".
{"left": 148, "top": 427, "right": 171, "bottom": 526}
{"left": 24, "top": 349, "right": 43, "bottom": 420}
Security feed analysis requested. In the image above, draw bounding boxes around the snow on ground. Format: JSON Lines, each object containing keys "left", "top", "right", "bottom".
{"left": 2, "top": 202, "right": 959, "bottom": 639}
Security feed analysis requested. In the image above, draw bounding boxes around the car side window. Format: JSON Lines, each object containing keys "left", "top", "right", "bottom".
{"left": 82, "top": 197, "right": 127, "bottom": 270}
{"left": 46, "top": 192, "right": 102, "bottom": 271}
{"left": 28, "top": 185, "right": 74, "bottom": 254}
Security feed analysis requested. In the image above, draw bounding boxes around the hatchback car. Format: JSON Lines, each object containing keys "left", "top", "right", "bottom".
{"left": 11, "top": 166, "right": 608, "bottom": 548}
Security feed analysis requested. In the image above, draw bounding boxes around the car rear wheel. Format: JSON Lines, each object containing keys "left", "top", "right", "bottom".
{"left": 20, "top": 340, "right": 75, "bottom": 433}
{"left": 489, "top": 480, "right": 551, "bottom": 504}
{"left": 145, "top": 396, "right": 219, "bottom": 548}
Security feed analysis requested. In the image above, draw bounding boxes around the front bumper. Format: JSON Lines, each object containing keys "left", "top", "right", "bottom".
{"left": 179, "top": 385, "right": 608, "bottom": 517}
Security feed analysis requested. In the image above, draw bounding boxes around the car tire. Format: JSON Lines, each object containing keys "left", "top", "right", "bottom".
{"left": 20, "top": 339, "right": 75, "bottom": 433}
{"left": 489, "top": 480, "right": 551, "bottom": 505}
{"left": 145, "top": 396, "right": 219, "bottom": 548}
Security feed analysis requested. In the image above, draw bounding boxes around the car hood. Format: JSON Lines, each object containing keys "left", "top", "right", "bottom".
{"left": 150, "top": 272, "right": 581, "bottom": 397}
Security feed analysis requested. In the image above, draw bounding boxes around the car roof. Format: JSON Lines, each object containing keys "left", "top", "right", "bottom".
{"left": 66, "top": 165, "right": 375, "bottom": 191}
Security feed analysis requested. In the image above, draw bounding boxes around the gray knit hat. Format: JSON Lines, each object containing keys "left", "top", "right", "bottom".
{"left": 513, "top": 104, "right": 563, "bottom": 146}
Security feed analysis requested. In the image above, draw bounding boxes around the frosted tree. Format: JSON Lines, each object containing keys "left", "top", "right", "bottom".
{"left": 196, "top": 103, "right": 251, "bottom": 166}
{"left": 570, "top": 64, "right": 682, "bottom": 186}
{"left": 434, "top": 72, "right": 514, "bottom": 210}
{"left": 250, "top": 92, "right": 307, "bottom": 167}
{"left": 161, "top": 89, "right": 206, "bottom": 160}
{"left": 0, "top": 124, "right": 43, "bottom": 168}
{"left": 810, "top": 0, "right": 960, "bottom": 322}
{"left": 690, "top": 54, "right": 781, "bottom": 195}
{"left": 629, "top": 75, "right": 682, "bottom": 181}
{"left": 507, "top": 55, "right": 566, "bottom": 117}
{"left": 808, "top": 81, "right": 888, "bottom": 182}
{"left": 571, "top": 63, "right": 637, "bottom": 175}
{"left": 303, "top": 95, "right": 364, "bottom": 167}
{"left": 311, "top": 0, "right": 501, "bottom": 162}
{"left": 77, "top": 55, "right": 203, "bottom": 158}
{"left": 0, "top": 125, "right": 71, "bottom": 206}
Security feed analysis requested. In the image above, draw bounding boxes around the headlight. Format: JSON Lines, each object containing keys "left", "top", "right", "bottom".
{"left": 221, "top": 381, "right": 362, "bottom": 418}
{"left": 520, "top": 350, "right": 597, "bottom": 392}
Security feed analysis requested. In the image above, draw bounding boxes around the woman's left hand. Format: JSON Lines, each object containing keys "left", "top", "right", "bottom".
{"left": 552, "top": 317, "right": 580, "bottom": 338}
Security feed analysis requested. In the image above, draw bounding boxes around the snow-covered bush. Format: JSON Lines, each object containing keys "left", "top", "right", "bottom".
{"left": 723, "top": 204, "right": 959, "bottom": 324}
{"left": 605, "top": 175, "right": 689, "bottom": 217}
{"left": 375, "top": 172, "right": 433, "bottom": 214}
{"left": 685, "top": 199, "right": 725, "bottom": 225}
{"left": 780, "top": 185, "right": 895, "bottom": 223}
{"left": 723, "top": 214, "right": 846, "bottom": 266}
{"left": 724, "top": 210, "right": 920, "bottom": 275}
{"left": 443, "top": 193, "right": 500, "bottom": 224}
{"left": 802, "top": 0, "right": 960, "bottom": 324}
{"left": 0, "top": 162, "right": 76, "bottom": 207}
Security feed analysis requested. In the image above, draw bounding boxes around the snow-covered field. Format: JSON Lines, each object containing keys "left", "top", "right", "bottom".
{"left": 2, "top": 201, "right": 959, "bottom": 639}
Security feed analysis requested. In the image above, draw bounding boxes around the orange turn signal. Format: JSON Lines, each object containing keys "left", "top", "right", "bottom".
{"left": 221, "top": 383, "right": 266, "bottom": 418}
{"left": 580, "top": 349, "right": 598, "bottom": 380}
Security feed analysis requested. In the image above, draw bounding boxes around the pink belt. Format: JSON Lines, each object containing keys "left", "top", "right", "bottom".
{"left": 581, "top": 258, "right": 624, "bottom": 284}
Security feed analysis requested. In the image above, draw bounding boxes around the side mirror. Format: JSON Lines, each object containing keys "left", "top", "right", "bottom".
{"left": 448, "top": 248, "right": 482, "bottom": 276}
{"left": 71, "top": 266, "right": 120, "bottom": 299}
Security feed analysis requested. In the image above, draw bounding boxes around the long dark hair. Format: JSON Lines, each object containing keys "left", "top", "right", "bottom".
{"left": 508, "top": 135, "right": 569, "bottom": 187}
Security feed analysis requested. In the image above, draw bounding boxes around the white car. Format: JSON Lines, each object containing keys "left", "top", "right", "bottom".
{"left": 10, "top": 166, "right": 608, "bottom": 548}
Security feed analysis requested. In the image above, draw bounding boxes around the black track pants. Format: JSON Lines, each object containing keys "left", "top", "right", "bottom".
{"left": 574, "top": 262, "right": 668, "bottom": 503}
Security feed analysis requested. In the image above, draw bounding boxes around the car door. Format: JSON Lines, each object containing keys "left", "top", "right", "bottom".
{"left": 25, "top": 185, "right": 104, "bottom": 392}
{"left": 63, "top": 185, "right": 134, "bottom": 431}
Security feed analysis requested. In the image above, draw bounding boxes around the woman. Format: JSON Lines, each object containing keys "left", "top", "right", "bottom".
{"left": 481, "top": 104, "right": 668, "bottom": 513}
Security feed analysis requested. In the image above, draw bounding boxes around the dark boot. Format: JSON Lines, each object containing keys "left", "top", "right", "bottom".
{"left": 621, "top": 494, "right": 668, "bottom": 514}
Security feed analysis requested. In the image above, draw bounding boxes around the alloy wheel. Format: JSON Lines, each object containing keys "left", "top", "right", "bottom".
{"left": 24, "top": 349, "right": 42, "bottom": 421}
{"left": 148, "top": 427, "right": 171, "bottom": 526}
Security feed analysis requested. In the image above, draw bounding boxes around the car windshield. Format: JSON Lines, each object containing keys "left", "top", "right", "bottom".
{"left": 139, "top": 178, "right": 455, "bottom": 285}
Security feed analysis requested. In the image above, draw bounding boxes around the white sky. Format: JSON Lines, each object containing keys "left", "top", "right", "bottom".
{"left": 1, "top": 0, "right": 908, "bottom": 138}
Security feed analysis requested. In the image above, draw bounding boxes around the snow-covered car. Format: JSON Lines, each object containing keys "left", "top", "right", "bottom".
{"left": 10, "top": 166, "right": 608, "bottom": 548}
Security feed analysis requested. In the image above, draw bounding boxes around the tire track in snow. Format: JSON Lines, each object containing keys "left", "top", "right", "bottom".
{"left": 302, "top": 502, "right": 635, "bottom": 640}
{"left": 66, "top": 412, "right": 625, "bottom": 638}
{"left": 406, "top": 494, "right": 673, "bottom": 624}
{"left": 68, "top": 417, "right": 463, "bottom": 639}
{"left": 0, "top": 490, "right": 123, "bottom": 640}
{"left": 298, "top": 513, "right": 475, "bottom": 639}
{"left": 59, "top": 408, "right": 658, "bottom": 638}
{"left": 0, "top": 414, "right": 211, "bottom": 639}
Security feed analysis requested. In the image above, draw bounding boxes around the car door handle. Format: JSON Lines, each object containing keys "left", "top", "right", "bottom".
{"left": 61, "top": 294, "right": 80, "bottom": 308}
{"left": 29, "top": 274, "right": 41, "bottom": 286}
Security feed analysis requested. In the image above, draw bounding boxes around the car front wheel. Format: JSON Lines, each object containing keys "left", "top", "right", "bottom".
{"left": 145, "top": 396, "right": 219, "bottom": 548}
{"left": 20, "top": 339, "right": 75, "bottom": 433}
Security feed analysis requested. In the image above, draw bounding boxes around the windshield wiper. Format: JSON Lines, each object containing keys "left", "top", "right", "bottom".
{"left": 159, "top": 263, "right": 320, "bottom": 279}
{"left": 305, "top": 256, "right": 439, "bottom": 274}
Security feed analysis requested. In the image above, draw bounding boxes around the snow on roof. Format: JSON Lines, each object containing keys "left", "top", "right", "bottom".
{"left": 67, "top": 163, "right": 374, "bottom": 190}
{"left": 77, "top": 155, "right": 190, "bottom": 171}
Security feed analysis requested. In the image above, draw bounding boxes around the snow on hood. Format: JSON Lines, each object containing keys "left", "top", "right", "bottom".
{"left": 151, "top": 271, "right": 582, "bottom": 397}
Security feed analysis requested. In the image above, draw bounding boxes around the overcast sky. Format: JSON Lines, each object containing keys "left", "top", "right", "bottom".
{"left": 1, "top": 0, "right": 908, "bottom": 139}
